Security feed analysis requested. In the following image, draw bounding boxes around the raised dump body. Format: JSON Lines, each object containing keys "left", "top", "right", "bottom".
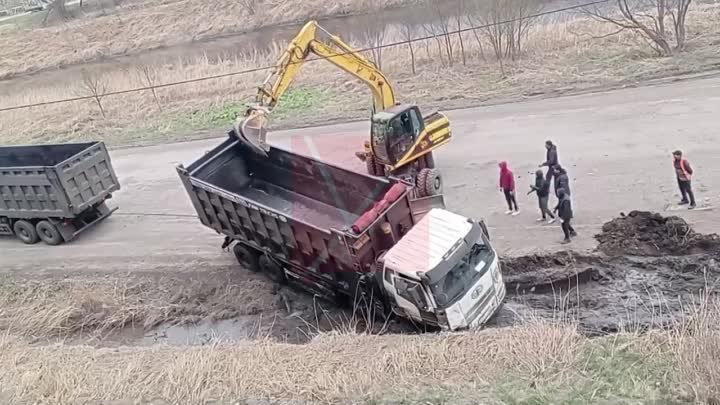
{"left": 178, "top": 132, "right": 506, "bottom": 331}
{"left": 0, "top": 142, "right": 120, "bottom": 245}
{"left": 177, "top": 135, "right": 417, "bottom": 302}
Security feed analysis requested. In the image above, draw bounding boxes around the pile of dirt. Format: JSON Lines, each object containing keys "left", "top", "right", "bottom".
{"left": 595, "top": 210, "right": 720, "bottom": 256}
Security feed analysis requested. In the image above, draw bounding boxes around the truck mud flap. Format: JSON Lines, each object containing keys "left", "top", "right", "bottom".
{"left": 55, "top": 203, "right": 118, "bottom": 242}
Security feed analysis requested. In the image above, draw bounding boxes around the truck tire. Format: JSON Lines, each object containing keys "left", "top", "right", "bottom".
{"left": 233, "top": 244, "right": 260, "bottom": 272}
{"left": 13, "top": 220, "right": 39, "bottom": 244}
{"left": 259, "top": 254, "right": 286, "bottom": 284}
{"left": 418, "top": 168, "right": 443, "bottom": 197}
{"left": 36, "top": 220, "right": 63, "bottom": 245}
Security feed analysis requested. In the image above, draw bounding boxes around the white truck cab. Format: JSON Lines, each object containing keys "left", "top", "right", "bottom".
{"left": 379, "top": 208, "right": 506, "bottom": 330}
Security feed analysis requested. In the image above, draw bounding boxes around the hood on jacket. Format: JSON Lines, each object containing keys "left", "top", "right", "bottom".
{"left": 554, "top": 165, "right": 567, "bottom": 175}
{"left": 545, "top": 140, "right": 554, "bottom": 149}
{"left": 535, "top": 169, "right": 544, "bottom": 179}
{"left": 499, "top": 161, "right": 509, "bottom": 171}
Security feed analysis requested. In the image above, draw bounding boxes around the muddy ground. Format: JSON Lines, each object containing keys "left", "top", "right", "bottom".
{"left": 3, "top": 76, "right": 720, "bottom": 347}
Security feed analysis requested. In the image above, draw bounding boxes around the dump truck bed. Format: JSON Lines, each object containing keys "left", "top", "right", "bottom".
{"left": 178, "top": 134, "right": 419, "bottom": 301}
{"left": 0, "top": 142, "right": 120, "bottom": 219}
{"left": 180, "top": 136, "right": 400, "bottom": 233}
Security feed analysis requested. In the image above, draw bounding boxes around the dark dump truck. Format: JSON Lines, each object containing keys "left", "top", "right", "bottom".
{"left": 0, "top": 142, "right": 120, "bottom": 245}
{"left": 177, "top": 133, "right": 505, "bottom": 330}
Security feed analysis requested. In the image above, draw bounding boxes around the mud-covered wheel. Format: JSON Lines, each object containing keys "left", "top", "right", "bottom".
{"left": 13, "top": 220, "right": 39, "bottom": 244}
{"left": 418, "top": 168, "right": 443, "bottom": 197}
{"left": 35, "top": 220, "right": 63, "bottom": 246}
{"left": 259, "top": 254, "right": 286, "bottom": 284}
{"left": 233, "top": 244, "right": 259, "bottom": 272}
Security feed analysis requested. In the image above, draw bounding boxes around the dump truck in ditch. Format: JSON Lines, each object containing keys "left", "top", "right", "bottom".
{"left": 0, "top": 141, "right": 120, "bottom": 245}
{"left": 177, "top": 132, "right": 505, "bottom": 330}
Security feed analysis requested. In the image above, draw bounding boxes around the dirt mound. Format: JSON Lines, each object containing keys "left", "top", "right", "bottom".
{"left": 595, "top": 210, "right": 720, "bottom": 256}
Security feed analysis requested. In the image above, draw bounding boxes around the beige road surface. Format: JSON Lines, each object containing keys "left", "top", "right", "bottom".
{"left": 2, "top": 76, "right": 720, "bottom": 276}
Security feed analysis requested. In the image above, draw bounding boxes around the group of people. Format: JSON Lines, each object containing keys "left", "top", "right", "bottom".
{"left": 498, "top": 140, "right": 575, "bottom": 243}
{"left": 497, "top": 141, "right": 699, "bottom": 244}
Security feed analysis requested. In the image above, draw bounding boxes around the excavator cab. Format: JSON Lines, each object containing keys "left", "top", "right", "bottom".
{"left": 370, "top": 105, "right": 424, "bottom": 167}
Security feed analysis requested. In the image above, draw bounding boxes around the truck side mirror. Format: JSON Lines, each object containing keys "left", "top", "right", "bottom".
{"left": 479, "top": 220, "right": 490, "bottom": 240}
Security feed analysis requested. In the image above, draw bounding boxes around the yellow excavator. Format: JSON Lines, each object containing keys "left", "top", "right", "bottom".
{"left": 234, "top": 21, "right": 452, "bottom": 197}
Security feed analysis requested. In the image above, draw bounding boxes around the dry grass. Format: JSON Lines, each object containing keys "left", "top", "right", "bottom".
{"left": 670, "top": 294, "right": 720, "bottom": 404}
{"left": 0, "top": 322, "right": 584, "bottom": 405}
{"left": 0, "top": 0, "right": 410, "bottom": 78}
{"left": 0, "top": 279, "right": 718, "bottom": 404}
{"left": 0, "top": 274, "right": 278, "bottom": 338}
{"left": 1, "top": 4, "right": 719, "bottom": 147}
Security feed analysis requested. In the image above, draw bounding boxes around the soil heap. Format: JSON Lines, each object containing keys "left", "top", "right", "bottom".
{"left": 595, "top": 210, "right": 720, "bottom": 256}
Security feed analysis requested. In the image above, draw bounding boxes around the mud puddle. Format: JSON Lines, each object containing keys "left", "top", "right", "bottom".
{"left": 496, "top": 253, "right": 719, "bottom": 334}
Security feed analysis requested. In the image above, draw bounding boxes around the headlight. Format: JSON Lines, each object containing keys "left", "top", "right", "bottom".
{"left": 492, "top": 266, "right": 502, "bottom": 285}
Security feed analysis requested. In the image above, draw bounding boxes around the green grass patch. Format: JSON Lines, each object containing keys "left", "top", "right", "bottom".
{"left": 495, "top": 336, "right": 681, "bottom": 405}
{"left": 271, "top": 86, "right": 333, "bottom": 120}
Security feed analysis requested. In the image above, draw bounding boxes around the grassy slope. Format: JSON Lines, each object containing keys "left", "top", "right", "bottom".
{"left": 0, "top": 323, "right": 710, "bottom": 405}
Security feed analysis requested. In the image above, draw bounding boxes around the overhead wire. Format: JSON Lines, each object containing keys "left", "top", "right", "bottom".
{"left": 0, "top": 0, "right": 609, "bottom": 113}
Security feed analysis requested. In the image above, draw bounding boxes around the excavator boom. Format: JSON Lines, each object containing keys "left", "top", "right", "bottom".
{"left": 235, "top": 21, "right": 396, "bottom": 155}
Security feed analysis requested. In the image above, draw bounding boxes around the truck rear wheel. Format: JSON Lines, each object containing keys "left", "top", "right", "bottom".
{"left": 233, "top": 244, "right": 260, "bottom": 272}
{"left": 417, "top": 168, "right": 443, "bottom": 197}
{"left": 259, "top": 254, "right": 286, "bottom": 284}
{"left": 36, "top": 220, "right": 63, "bottom": 245}
{"left": 13, "top": 220, "right": 39, "bottom": 244}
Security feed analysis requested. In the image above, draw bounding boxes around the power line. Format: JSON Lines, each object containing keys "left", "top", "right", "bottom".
{"left": 0, "top": 0, "right": 608, "bottom": 113}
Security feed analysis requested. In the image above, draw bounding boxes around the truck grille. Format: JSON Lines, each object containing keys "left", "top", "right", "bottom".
{"left": 467, "top": 284, "right": 496, "bottom": 325}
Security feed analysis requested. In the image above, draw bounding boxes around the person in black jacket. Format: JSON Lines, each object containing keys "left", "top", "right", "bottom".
{"left": 553, "top": 165, "right": 571, "bottom": 199}
{"left": 554, "top": 188, "right": 576, "bottom": 244}
{"left": 539, "top": 140, "right": 559, "bottom": 188}
{"left": 528, "top": 170, "right": 556, "bottom": 223}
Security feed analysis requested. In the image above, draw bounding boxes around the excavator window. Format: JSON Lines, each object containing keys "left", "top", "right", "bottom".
{"left": 387, "top": 112, "right": 417, "bottom": 163}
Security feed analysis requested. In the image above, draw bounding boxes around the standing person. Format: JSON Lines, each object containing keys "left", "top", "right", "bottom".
{"left": 673, "top": 150, "right": 696, "bottom": 209}
{"left": 554, "top": 188, "right": 576, "bottom": 244}
{"left": 553, "top": 165, "right": 571, "bottom": 198}
{"left": 528, "top": 170, "right": 556, "bottom": 223}
{"left": 539, "top": 140, "right": 559, "bottom": 191}
{"left": 498, "top": 161, "right": 520, "bottom": 216}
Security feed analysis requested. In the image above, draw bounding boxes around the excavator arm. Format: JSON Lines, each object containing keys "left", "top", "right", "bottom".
{"left": 235, "top": 21, "right": 396, "bottom": 155}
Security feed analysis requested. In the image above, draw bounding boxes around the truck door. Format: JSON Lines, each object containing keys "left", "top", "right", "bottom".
{"left": 392, "top": 275, "right": 429, "bottom": 322}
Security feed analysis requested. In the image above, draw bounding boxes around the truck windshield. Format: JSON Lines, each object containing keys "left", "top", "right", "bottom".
{"left": 371, "top": 121, "right": 389, "bottom": 162}
{"left": 428, "top": 242, "right": 494, "bottom": 308}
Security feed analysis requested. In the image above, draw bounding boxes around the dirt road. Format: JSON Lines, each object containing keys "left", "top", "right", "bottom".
{"left": 4, "top": 75, "right": 719, "bottom": 275}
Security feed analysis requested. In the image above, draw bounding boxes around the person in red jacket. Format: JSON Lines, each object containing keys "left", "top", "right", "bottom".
{"left": 499, "top": 161, "right": 520, "bottom": 215}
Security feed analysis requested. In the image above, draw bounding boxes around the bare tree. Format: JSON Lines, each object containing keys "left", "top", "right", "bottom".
{"left": 135, "top": 64, "right": 163, "bottom": 110}
{"left": 42, "top": 0, "right": 68, "bottom": 23}
{"left": 584, "top": 0, "right": 692, "bottom": 55}
{"left": 79, "top": 69, "right": 109, "bottom": 118}
{"left": 466, "top": 0, "right": 542, "bottom": 71}
{"left": 359, "top": 12, "right": 387, "bottom": 69}
{"left": 400, "top": 20, "right": 418, "bottom": 74}
{"left": 454, "top": 0, "right": 469, "bottom": 66}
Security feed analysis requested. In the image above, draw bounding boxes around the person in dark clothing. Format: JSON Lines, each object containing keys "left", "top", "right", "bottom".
{"left": 673, "top": 150, "right": 696, "bottom": 209}
{"left": 553, "top": 165, "right": 571, "bottom": 199}
{"left": 528, "top": 169, "right": 556, "bottom": 223}
{"left": 498, "top": 161, "right": 519, "bottom": 215}
{"left": 554, "top": 188, "right": 576, "bottom": 243}
{"left": 539, "top": 140, "right": 559, "bottom": 188}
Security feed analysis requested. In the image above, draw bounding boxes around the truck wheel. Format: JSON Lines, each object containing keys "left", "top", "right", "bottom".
{"left": 13, "top": 220, "right": 39, "bottom": 244}
{"left": 418, "top": 168, "right": 443, "bottom": 197}
{"left": 259, "top": 254, "right": 286, "bottom": 284}
{"left": 36, "top": 220, "right": 63, "bottom": 245}
{"left": 233, "top": 244, "right": 260, "bottom": 272}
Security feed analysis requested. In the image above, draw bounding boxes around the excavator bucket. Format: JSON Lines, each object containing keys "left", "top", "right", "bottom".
{"left": 234, "top": 107, "right": 270, "bottom": 157}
